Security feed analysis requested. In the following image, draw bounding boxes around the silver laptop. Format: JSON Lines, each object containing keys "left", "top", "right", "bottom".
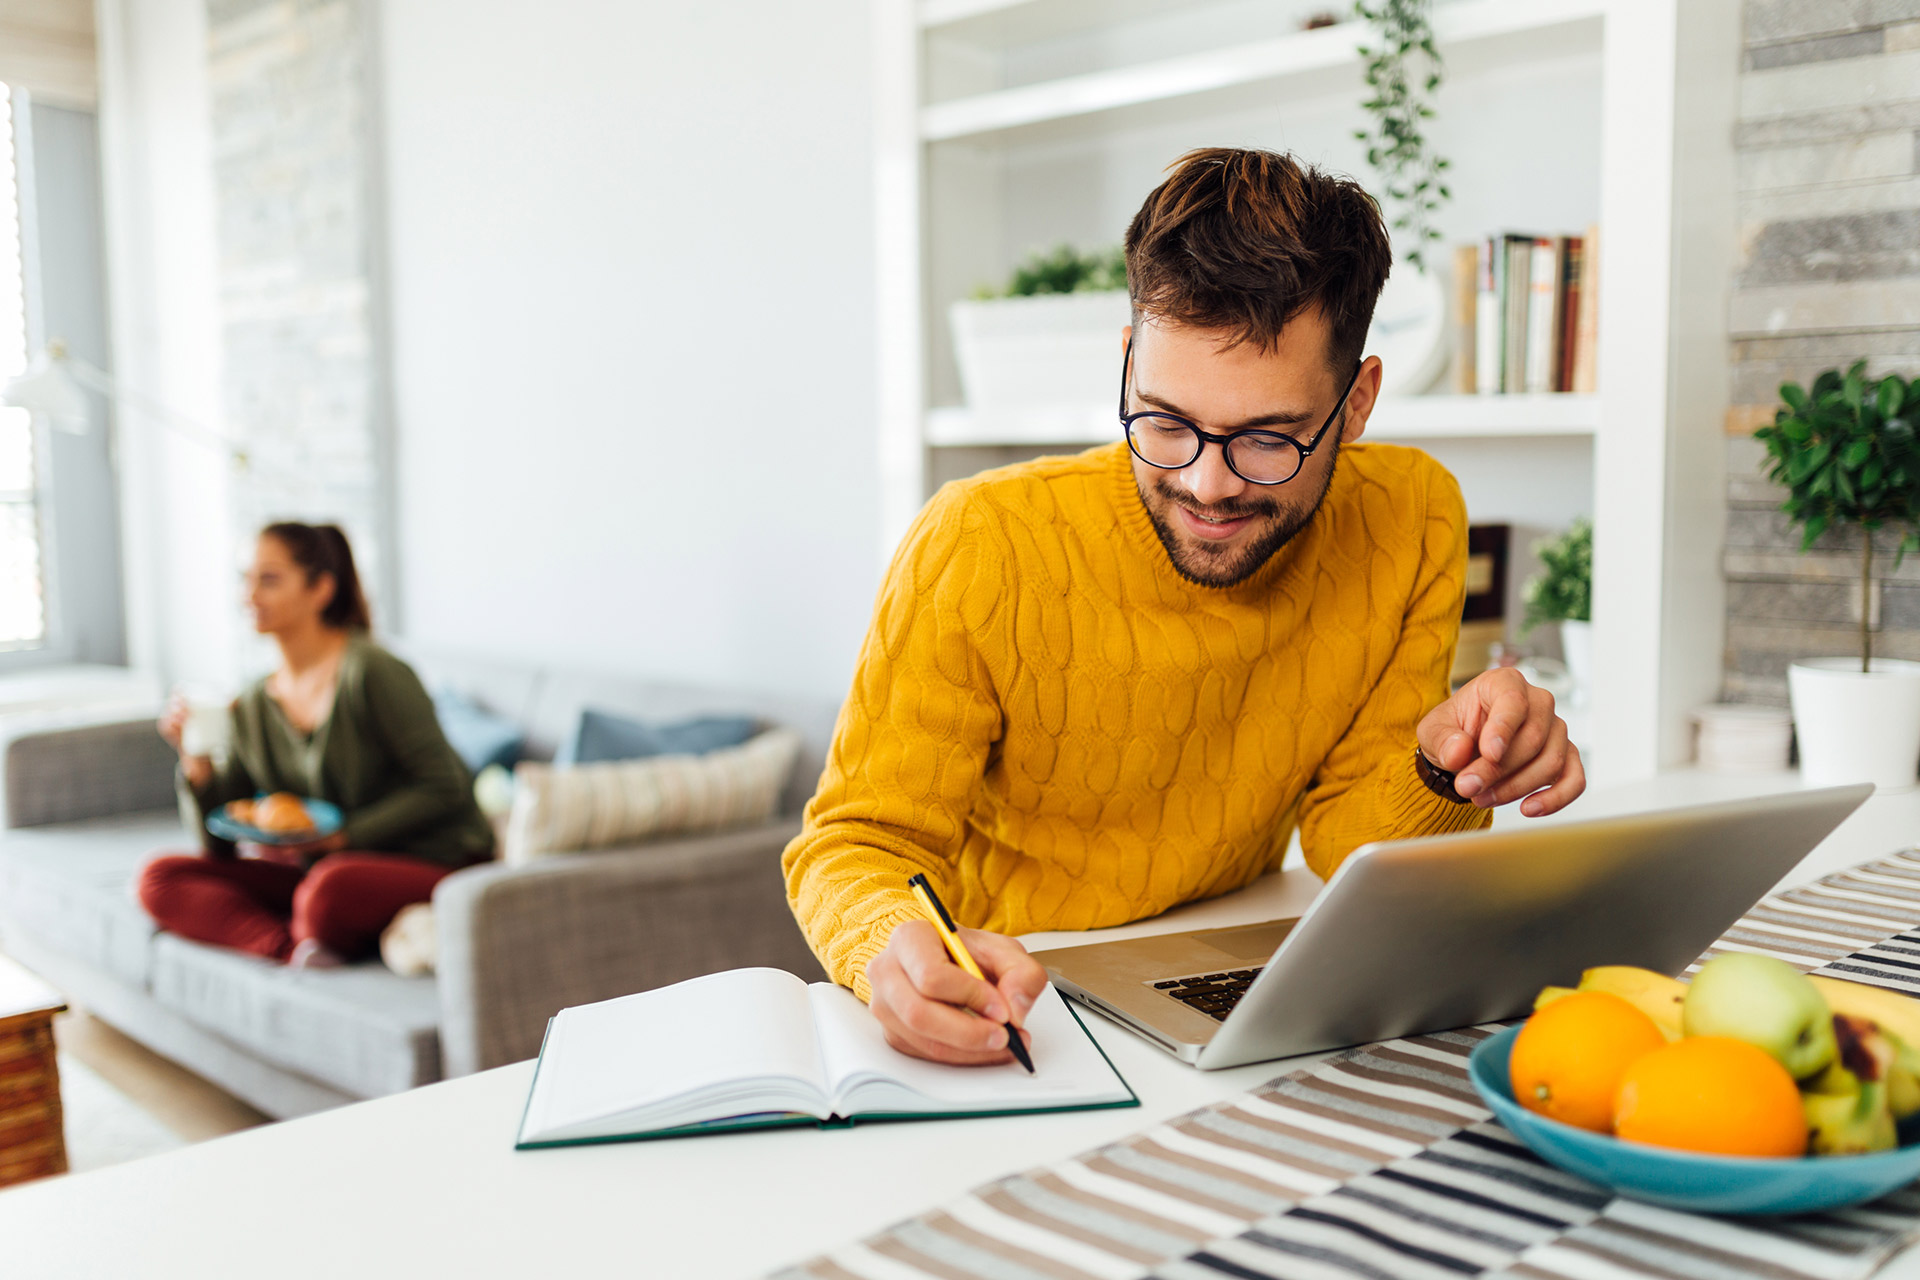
{"left": 1032, "top": 785, "right": 1872, "bottom": 1070}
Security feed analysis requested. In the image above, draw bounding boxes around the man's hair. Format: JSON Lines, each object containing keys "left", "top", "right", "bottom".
{"left": 1124, "top": 147, "right": 1392, "bottom": 372}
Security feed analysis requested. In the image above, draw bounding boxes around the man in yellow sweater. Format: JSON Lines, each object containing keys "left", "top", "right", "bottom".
{"left": 785, "top": 148, "right": 1585, "bottom": 1065}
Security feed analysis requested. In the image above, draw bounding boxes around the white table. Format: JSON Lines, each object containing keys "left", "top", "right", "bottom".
{"left": 4, "top": 771, "right": 1919, "bottom": 1280}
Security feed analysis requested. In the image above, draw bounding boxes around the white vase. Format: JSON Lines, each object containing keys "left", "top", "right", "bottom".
{"left": 1558, "top": 619, "right": 1593, "bottom": 708}
{"left": 948, "top": 290, "right": 1132, "bottom": 409}
{"left": 1788, "top": 657, "right": 1920, "bottom": 792}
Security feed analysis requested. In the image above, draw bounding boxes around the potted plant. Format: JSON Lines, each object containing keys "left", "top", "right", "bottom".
{"left": 948, "top": 244, "right": 1131, "bottom": 410}
{"left": 1522, "top": 519, "right": 1593, "bottom": 705}
{"left": 1755, "top": 361, "right": 1920, "bottom": 790}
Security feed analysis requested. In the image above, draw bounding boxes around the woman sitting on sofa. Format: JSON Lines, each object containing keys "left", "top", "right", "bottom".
{"left": 140, "top": 522, "right": 495, "bottom": 967}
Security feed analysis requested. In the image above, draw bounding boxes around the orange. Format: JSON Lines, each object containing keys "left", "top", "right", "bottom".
{"left": 1613, "top": 1036, "right": 1807, "bottom": 1158}
{"left": 1509, "top": 991, "right": 1667, "bottom": 1133}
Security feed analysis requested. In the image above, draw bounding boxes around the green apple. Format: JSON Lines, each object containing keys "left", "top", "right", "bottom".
{"left": 1682, "top": 952, "right": 1837, "bottom": 1080}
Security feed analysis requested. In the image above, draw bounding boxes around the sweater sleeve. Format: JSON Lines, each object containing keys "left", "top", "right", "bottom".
{"left": 339, "top": 649, "right": 476, "bottom": 852}
{"left": 782, "top": 488, "right": 1011, "bottom": 998}
{"left": 1297, "top": 464, "right": 1492, "bottom": 880}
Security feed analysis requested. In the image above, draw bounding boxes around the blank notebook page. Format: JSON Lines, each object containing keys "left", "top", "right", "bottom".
{"left": 525, "top": 968, "right": 823, "bottom": 1139}
{"left": 807, "top": 982, "right": 1131, "bottom": 1112}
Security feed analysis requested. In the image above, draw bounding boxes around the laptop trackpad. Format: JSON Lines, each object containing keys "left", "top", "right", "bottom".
{"left": 1193, "top": 919, "right": 1299, "bottom": 961}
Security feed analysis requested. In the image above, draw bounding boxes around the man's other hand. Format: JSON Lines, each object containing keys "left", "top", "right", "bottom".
{"left": 866, "top": 920, "right": 1049, "bottom": 1065}
{"left": 1418, "top": 666, "right": 1586, "bottom": 817}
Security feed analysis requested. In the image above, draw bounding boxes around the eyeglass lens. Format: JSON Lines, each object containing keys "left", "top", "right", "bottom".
{"left": 1126, "top": 416, "right": 1305, "bottom": 484}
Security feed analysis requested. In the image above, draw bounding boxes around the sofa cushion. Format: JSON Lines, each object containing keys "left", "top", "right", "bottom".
{"left": 522, "top": 671, "right": 840, "bottom": 815}
{"left": 556, "top": 709, "right": 759, "bottom": 766}
{"left": 149, "top": 934, "right": 442, "bottom": 1098}
{"left": 432, "top": 687, "right": 526, "bottom": 774}
{"left": 504, "top": 728, "right": 802, "bottom": 864}
{"left": 0, "top": 812, "right": 182, "bottom": 988}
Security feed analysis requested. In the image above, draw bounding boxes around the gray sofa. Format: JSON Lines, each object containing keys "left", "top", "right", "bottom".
{"left": 0, "top": 649, "right": 836, "bottom": 1119}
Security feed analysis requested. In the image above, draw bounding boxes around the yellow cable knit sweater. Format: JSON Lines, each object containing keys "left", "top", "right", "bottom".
{"left": 784, "top": 440, "right": 1492, "bottom": 997}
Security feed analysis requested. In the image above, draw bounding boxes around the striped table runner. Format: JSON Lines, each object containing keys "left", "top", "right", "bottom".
{"left": 773, "top": 851, "right": 1920, "bottom": 1280}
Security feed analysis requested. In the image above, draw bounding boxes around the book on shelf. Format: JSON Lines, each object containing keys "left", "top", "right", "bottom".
{"left": 1451, "top": 245, "right": 1478, "bottom": 395}
{"left": 514, "top": 968, "right": 1137, "bottom": 1148}
{"left": 1469, "top": 227, "right": 1598, "bottom": 396}
{"left": 1452, "top": 523, "right": 1511, "bottom": 686}
{"left": 1500, "top": 235, "right": 1530, "bottom": 394}
{"left": 1573, "top": 223, "right": 1599, "bottom": 393}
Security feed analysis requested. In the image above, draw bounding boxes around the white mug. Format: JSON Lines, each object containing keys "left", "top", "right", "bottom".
{"left": 177, "top": 687, "right": 232, "bottom": 760}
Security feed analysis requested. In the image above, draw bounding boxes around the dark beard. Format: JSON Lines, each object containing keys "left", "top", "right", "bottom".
{"left": 1138, "top": 438, "right": 1340, "bottom": 588}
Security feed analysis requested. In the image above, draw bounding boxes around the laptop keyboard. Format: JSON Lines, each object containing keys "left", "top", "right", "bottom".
{"left": 1147, "top": 968, "right": 1265, "bottom": 1021}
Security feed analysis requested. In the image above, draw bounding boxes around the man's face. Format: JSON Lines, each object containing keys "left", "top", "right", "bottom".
{"left": 1124, "top": 309, "right": 1380, "bottom": 588}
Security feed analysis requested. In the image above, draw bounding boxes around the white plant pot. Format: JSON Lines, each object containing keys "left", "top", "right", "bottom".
{"left": 1788, "top": 657, "right": 1920, "bottom": 792}
{"left": 1559, "top": 619, "right": 1593, "bottom": 708}
{"left": 949, "top": 290, "right": 1132, "bottom": 409}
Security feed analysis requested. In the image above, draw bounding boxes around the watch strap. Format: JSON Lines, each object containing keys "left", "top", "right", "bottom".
{"left": 1413, "top": 747, "right": 1471, "bottom": 805}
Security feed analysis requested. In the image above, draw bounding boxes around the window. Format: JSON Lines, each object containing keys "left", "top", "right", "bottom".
{"left": 0, "top": 85, "right": 44, "bottom": 651}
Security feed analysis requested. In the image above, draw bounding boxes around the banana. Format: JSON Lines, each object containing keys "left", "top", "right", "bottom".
{"left": 1804, "top": 1067, "right": 1897, "bottom": 1155}
{"left": 1806, "top": 976, "right": 1920, "bottom": 1118}
{"left": 1805, "top": 1016, "right": 1899, "bottom": 1155}
{"left": 1533, "top": 985, "right": 1577, "bottom": 1011}
{"left": 1808, "top": 976, "right": 1920, "bottom": 1049}
{"left": 1578, "top": 966, "right": 1687, "bottom": 1041}
{"left": 1890, "top": 1053, "right": 1920, "bottom": 1120}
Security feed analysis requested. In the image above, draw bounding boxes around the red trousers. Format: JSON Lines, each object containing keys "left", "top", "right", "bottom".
{"left": 136, "top": 851, "right": 454, "bottom": 964}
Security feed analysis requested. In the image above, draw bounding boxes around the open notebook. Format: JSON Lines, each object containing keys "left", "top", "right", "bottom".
{"left": 515, "top": 967, "right": 1137, "bottom": 1148}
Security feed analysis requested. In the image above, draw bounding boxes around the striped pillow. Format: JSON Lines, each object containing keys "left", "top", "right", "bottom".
{"left": 502, "top": 727, "right": 801, "bottom": 865}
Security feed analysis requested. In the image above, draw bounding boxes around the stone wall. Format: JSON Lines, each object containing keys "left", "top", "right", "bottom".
{"left": 1724, "top": 0, "right": 1920, "bottom": 703}
{"left": 205, "top": 0, "right": 391, "bottom": 626}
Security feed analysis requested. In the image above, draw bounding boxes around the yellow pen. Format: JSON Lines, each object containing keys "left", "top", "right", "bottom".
{"left": 907, "top": 872, "right": 1035, "bottom": 1074}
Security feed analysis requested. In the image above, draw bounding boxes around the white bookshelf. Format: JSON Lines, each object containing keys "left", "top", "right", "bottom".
{"left": 919, "top": 0, "right": 1605, "bottom": 142}
{"left": 927, "top": 394, "right": 1600, "bottom": 447}
{"left": 873, "top": 0, "right": 1740, "bottom": 782}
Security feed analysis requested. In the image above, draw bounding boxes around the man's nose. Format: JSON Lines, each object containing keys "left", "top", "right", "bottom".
{"left": 1180, "top": 439, "right": 1248, "bottom": 509}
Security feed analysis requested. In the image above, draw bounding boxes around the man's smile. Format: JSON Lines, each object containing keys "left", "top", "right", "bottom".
{"left": 1176, "top": 505, "right": 1257, "bottom": 541}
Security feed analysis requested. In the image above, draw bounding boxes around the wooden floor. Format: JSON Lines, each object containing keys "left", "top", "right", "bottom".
{"left": 55, "top": 1008, "right": 269, "bottom": 1142}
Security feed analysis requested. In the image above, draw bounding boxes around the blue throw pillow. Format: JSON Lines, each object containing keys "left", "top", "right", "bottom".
{"left": 433, "top": 688, "right": 526, "bottom": 775}
{"left": 560, "top": 708, "right": 760, "bottom": 766}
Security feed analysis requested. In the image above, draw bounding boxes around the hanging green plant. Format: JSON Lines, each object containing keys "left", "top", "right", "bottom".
{"left": 1353, "top": 0, "right": 1451, "bottom": 273}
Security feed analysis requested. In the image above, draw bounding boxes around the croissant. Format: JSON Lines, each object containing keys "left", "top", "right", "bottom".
{"left": 253, "top": 792, "right": 314, "bottom": 834}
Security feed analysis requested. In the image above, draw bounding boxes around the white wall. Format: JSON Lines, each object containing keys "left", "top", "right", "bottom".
{"left": 379, "top": 0, "right": 878, "bottom": 703}
{"left": 94, "top": 0, "right": 238, "bottom": 689}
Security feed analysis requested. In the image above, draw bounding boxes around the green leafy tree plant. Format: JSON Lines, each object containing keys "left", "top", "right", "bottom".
{"left": 1521, "top": 519, "right": 1592, "bottom": 636}
{"left": 974, "top": 245, "right": 1127, "bottom": 300}
{"left": 1353, "top": 0, "right": 1450, "bottom": 273}
{"left": 1754, "top": 361, "right": 1920, "bottom": 674}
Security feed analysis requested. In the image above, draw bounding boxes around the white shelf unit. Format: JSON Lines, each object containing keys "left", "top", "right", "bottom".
{"left": 919, "top": 0, "right": 1605, "bottom": 142}
{"left": 927, "top": 394, "right": 1601, "bottom": 447}
{"left": 873, "top": 0, "right": 1740, "bottom": 782}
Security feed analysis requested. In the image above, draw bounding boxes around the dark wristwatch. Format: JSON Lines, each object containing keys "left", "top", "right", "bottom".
{"left": 1413, "top": 747, "right": 1471, "bottom": 804}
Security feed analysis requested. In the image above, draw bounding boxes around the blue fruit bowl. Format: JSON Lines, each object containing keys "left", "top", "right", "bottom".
{"left": 206, "top": 797, "right": 343, "bottom": 847}
{"left": 1469, "top": 1023, "right": 1920, "bottom": 1215}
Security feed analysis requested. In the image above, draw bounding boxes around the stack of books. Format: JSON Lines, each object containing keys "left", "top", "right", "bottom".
{"left": 1449, "top": 229, "right": 1599, "bottom": 396}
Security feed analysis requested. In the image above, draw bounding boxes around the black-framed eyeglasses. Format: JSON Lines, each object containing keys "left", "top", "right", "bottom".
{"left": 1120, "top": 336, "right": 1362, "bottom": 486}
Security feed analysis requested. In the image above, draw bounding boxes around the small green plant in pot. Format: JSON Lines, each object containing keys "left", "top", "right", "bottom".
{"left": 1521, "top": 520, "right": 1593, "bottom": 705}
{"left": 970, "top": 244, "right": 1127, "bottom": 300}
{"left": 950, "top": 243, "right": 1131, "bottom": 410}
{"left": 1755, "top": 361, "right": 1920, "bottom": 790}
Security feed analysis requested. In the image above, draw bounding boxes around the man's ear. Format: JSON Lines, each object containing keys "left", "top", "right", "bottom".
{"left": 1341, "top": 356, "right": 1385, "bottom": 444}
{"left": 1120, "top": 323, "right": 1132, "bottom": 351}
